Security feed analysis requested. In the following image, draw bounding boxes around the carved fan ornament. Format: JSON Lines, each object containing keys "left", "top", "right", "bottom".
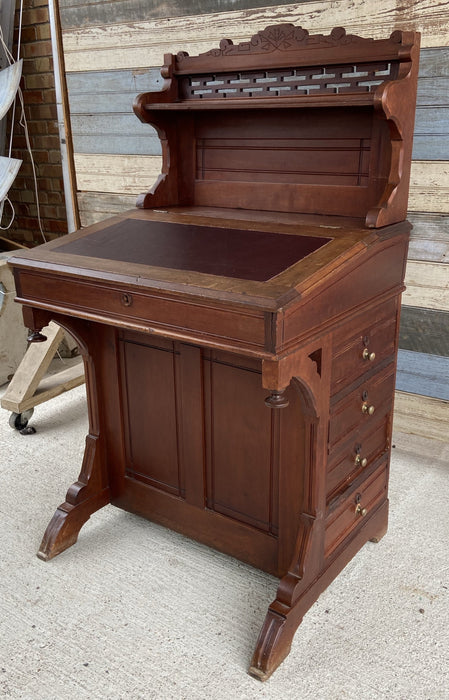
{"left": 176, "top": 25, "right": 403, "bottom": 63}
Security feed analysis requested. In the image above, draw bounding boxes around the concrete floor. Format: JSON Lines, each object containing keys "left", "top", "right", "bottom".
{"left": 0, "top": 380, "right": 448, "bottom": 700}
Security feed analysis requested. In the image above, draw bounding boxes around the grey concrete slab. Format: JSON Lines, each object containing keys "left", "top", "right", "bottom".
{"left": 0, "top": 383, "right": 448, "bottom": 699}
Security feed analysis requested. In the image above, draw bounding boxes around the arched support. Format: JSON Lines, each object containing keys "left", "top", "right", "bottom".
{"left": 38, "top": 434, "right": 110, "bottom": 560}
{"left": 262, "top": 344, "right": 323, "bottom": 415}
{"left": 366, "top": 32, "right": 420, "bottom": 228}
{"left": 134, "top": 55, "right": 180, "bottom": 210}
{"left": 24, "top": 310, "right": 113, "bottom": 561}
{"left": 251, "top": 341, "right": 331, "bottom": 679}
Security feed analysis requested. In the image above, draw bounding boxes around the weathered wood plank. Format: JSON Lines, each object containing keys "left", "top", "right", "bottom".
{"left": 412, "top": 137, "right": 449, "bottom": 162}
{"left": 393, "top": 391, "right": 449, "bottom": 442}
{"left": 71, "top": 114, "right": 151, "bottom": 136}
{"left": 61, "top": 0, "right": 449, "bottom": 72}
{"left": 65, "top": 46, "right": 449, "bottom": 158}
{"left": 72, "top": 154, "right": 449, "bottom": 215}
{"left": 418, "top": 48, "right": 449, "bottom": 78}
{"left": 59, "top": 0, "right": 297, "bottom": 30}
{"left": 414, "top": 107, "right": 449, "bottom": 135}
{"left": 399, "top": 306, "right": 449, "bottom": 357}
{"left": 77, "top": 191, "right": 136, "bottom": 227}
{"left": 396, "top": 350, "right": 449, "bottom": 400}
{"left": 417, "top": 78, "right": 449, "bottom": 106}
{"left": 73, "top": 133, "right": 160, "bottom": 156}
{"left": 408, "top": 213, "right": 449, "bottom": 263}
{"left": 65, "top": 49, "right": 449, "bottom": 108}
{"left": 1, "top": 360, "right": 85, "bottom": 413}
{"left": 403, "top": 260, "right": 449, "bottom": 311}
{"left": 67, "top": 79, "right": 449, "bottom": 114}
{"left": 66, "top": 68, "right": 163, "bottom": 99}
{"left": 73, "top": 153, "right": 161, "bottom": 194}
{"left": 70, "top": 130, "right": 447, "bottom": 161}
{"left": 68, "top": 91, "right": 151, "bottom": 114}
{"left": 67, "top": 101, "right": 449, "bottom": 159}
{"left": 0, "top": 323, "right": 64, "bottom": 410}
{"left": 70, "top": 114, "right": 160, "bottom": 155}
{"left": 409, "top": 161, "right": 449, "bottom": 213}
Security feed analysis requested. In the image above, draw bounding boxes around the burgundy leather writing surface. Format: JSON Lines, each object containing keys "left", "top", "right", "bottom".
{"left": 57, "top": 219, "right": 331, "bottom": 281}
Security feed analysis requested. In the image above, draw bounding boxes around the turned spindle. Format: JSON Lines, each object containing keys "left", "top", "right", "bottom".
{"left": 264, "top": 390, "right": 289, "bottom": 409}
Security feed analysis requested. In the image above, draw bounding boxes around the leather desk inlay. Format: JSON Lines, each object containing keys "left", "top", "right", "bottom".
{"left": 7, "top": 23, "right": 420, "bottom": 682}
{"left": 57, "top": 219, "right": 331, "bottom": 282}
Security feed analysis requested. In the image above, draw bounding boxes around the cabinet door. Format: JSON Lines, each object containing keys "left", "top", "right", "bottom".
{"left": 203, "top": 350, "right": 276, "bottom": 533}
{"left": 120, "top": 334, "right": 185, "bottom": 497}
{"left": 118, "top": 333, "right": 308, "bottom": 576}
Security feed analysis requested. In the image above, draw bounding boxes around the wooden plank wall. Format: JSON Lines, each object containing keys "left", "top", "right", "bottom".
{"left": 58, "top": 0, "right": 449, "bottom": 420}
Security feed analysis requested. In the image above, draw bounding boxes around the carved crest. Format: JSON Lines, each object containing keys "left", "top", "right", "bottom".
{"left": 176, "top": 25, "right": 383, "bottom": 63}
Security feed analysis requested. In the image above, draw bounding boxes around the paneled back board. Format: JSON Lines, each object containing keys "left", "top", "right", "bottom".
{"left": 57, "top": 0, "right": 449, "bottom": 432}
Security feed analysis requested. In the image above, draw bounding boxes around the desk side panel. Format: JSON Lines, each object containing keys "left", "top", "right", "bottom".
{"left": 279, "top": 231, "right": 409, "bottom": 352}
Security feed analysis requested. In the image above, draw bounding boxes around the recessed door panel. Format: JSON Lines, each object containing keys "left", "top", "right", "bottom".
{"left": 204, "top": 353, "right": 277, "bottom": 534}
{"left": 121, "top": 337, "right": 183, "bottom": 496}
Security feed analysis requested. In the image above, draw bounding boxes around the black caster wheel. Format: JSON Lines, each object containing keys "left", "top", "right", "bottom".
{"left": 9, "top": 408, "right": 35, "bottom": 431}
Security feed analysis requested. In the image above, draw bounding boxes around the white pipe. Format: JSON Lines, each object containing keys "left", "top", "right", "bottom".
{"left": 48, "top": 0, "right": 78, "bottom": 233}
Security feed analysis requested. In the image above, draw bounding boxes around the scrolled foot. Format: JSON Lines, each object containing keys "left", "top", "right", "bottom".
{"left": 38, "top": 505, "right": 80, "bottom": 561}
{"left": 249, "top": 609, "right": 297, "bottom": 681}
{"left": 38, "top": 489, "right": 109, "bottom": 561}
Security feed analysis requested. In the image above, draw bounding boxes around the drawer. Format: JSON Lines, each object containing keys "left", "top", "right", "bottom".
{"left": 331, "top": 298, "right": 397, "bottom": 395}
{"left": 327, "top": 417, "right": 390, "bottom": 502}
{"left": 16, "top": 270, "right": 267, "bottom": 351}
{"left": 328, "top": 363, "right": 395, "bottom": 451}
{"left": 324, "top": 461, "right": 388, "bottom": 558}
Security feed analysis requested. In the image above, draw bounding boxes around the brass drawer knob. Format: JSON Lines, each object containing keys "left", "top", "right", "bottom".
{"left": 362, "top": 348, "right": 376, "bottom": 361}
{"left": 362, "top": 402, "right": 375, "bottom": 415}
{"left": 355, "top": 503, "right": 367, "bottom": 517}
{"left": 355, "top": 454, "right": 368, "bottom": 468}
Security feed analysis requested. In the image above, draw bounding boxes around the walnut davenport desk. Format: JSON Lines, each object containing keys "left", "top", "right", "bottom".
{"left": 9, "top": 25, "right": 420, "bottom": 679}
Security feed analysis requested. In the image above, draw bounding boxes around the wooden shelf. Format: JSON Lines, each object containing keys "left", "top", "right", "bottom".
{"left": 144, "top": 91, "right": 377, "bottom": 111}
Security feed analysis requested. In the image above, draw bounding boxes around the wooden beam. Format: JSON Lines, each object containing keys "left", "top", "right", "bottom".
{"left": 1, "top": 322, "right": 65, "bottom": 410}
{"left": 1, "top": 361, "right": 85, "bottom": 414}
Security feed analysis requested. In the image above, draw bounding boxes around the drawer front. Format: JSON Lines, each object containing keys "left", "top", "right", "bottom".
{"left": 327, "top": 416, "right": 390, "bottom": 502}
{"left": 17, "top": 270, "right": 267, "bottom": 351}
{"left": 331, "top": 298, "right": 398, "bottom": 395}
{"left": 328, "top": 363, "right": 396, "bottom": 452}
{"left": 324, "top": 461, "right": 388, "bottom": 558}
